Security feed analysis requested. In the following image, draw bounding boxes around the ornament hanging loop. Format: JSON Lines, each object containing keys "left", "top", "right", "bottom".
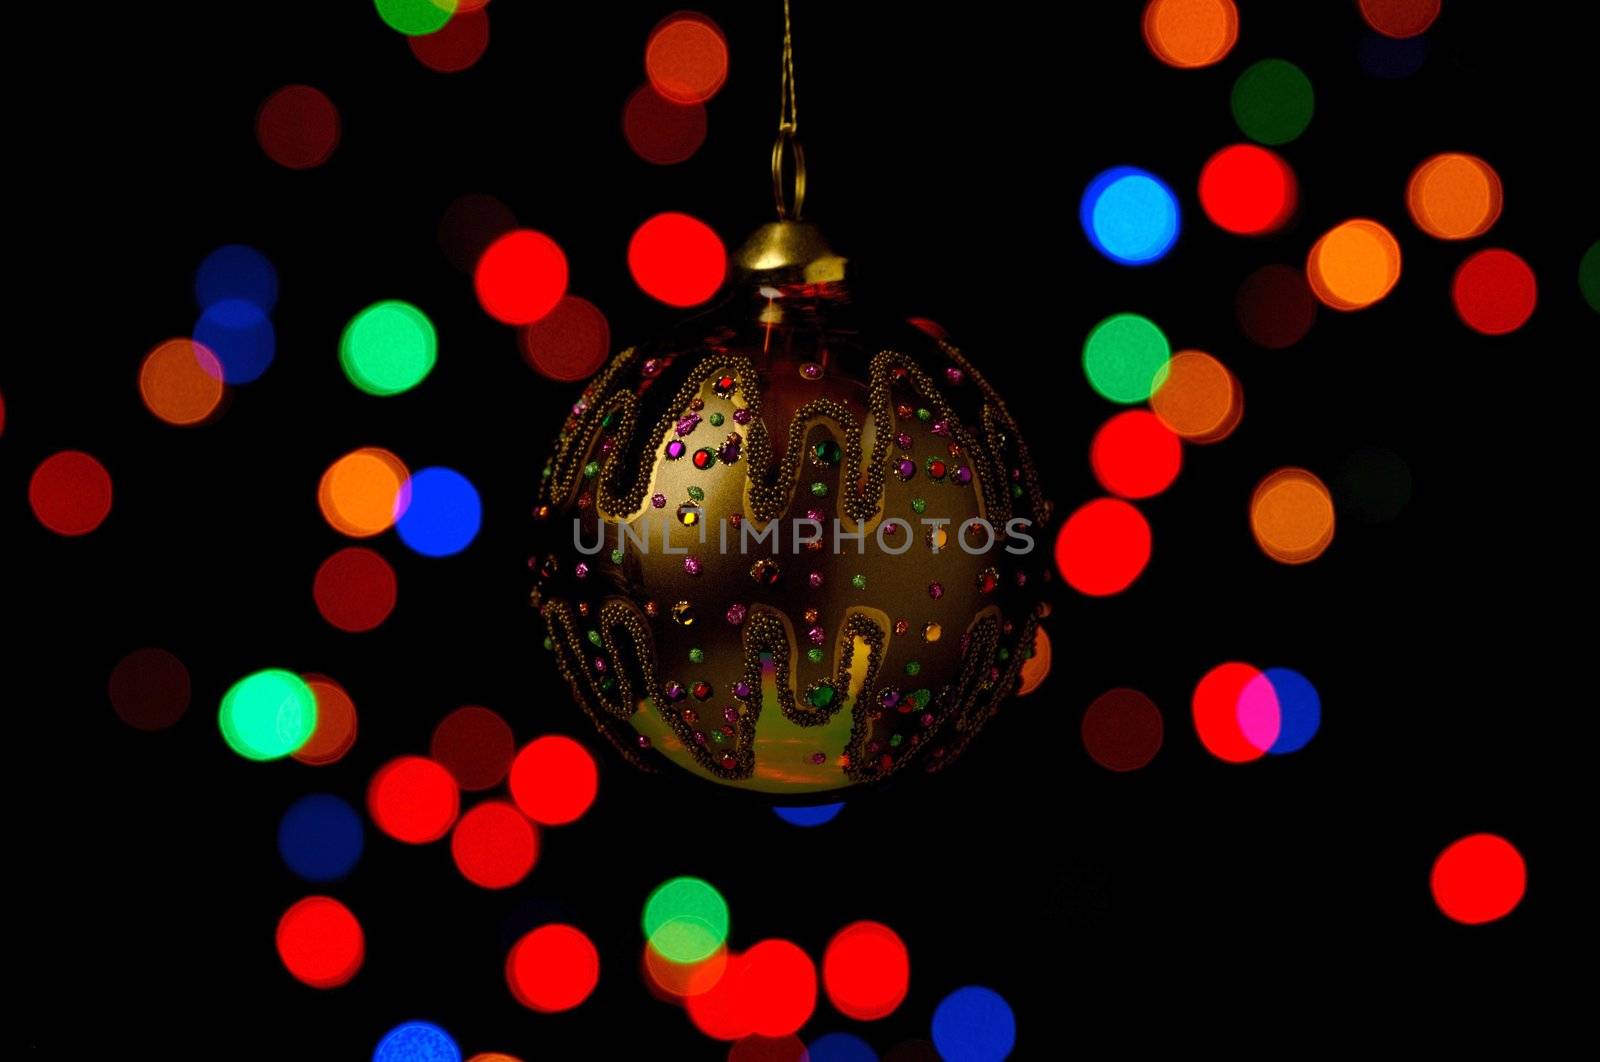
{"left": 771, "top": 128, "right": 806, "bottom": 220}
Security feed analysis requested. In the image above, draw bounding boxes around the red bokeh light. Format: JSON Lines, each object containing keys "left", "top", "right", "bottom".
{"left": 410, "top": 8, "right": 490, "bottom": 73}
{"left": 1236, "top": 264, "right": 1317, "bottom": 349}
{"left": 1452, "top": 249, "right": 1537, "bottom": 335}
{"left": 295, "top": 674, "right": 358, "bottom": 766}
{"left": 313, "top": 547, "right": 398, "bottom": 633}
{"left": 29, "top": 450, "right": 113, "bottom": 536}
{"left": 451, "top": 800, "right": 539, "bottom": 889}
{"left": 1081, "top": 688, "right": 1165, "bottom": 771}
{"left": 507, "top": 924, "right": 600, "bottom": 1012}
{"left": 431, "top": 705, "right": 517, "bottom": 790}
{"left": 1054, "top": 498, "right": 1152, "bottom": 596}
{"left": 108, "top": 648, "right": 191, "bottom": 732}
{"left": 368, "top": 755, "right": 460, "bottom": 843}
{"left": 1358, "top": 0, "right": 1441, "bottom": 38}
{"left": 1431, "top": 833, "right": 1526, "bottom": 924}
{"left": 256, "top": 85, "right": 340, "bottom": 170}
{"left": 739, "top": 940, "right": 817, "bottom": 1038}
{"left": 628, "top": 212, "right": 726, "bottom": 307}
{"left": 1090, "top": 410, "right": 1183, "bottom": 499}
{"left": 276, "top": 896, "right": 364, "bottom": 989}
{"left": 1199, "top": 144, "right": 1297, "bottom": 235}
{"left": 509, "top": 735, "right": 598, "bottom": 826}
{"left": 1191, "top": 662, "right": 1266, "bottom": 764}
{"left": 645, "top": 14, "right": 729, "bottom": 104}
{"left": 623, "top": 84, "right": 708, "bottom": 165}
{"left": 519, "top": 296, "right": 612, "bottom": 382}
{"left": 475, "top": 229, "right": 569, "bottom": 325}
{"left": 822, "top": 921, "right": 909, "bottom": 1021}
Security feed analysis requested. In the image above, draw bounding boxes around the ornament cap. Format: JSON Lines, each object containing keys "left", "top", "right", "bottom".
{"left": 734, "top": 221, "right": 847, "bottom": 288}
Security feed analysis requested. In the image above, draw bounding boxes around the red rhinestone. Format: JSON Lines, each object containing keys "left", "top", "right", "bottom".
{"left": 692, "top": 680, "right": 713, "bottom": 700}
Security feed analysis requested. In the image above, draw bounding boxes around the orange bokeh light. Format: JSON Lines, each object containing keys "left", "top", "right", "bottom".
{"left": 646, "top": 14, "right": 729, "bottom": 104}
{"left": 140, "top": 339, "right": 225, "bottom": 426}
{"left": 318, "top": 447, "right": 410, "bottom": 538}
{"left": 294, "top": 674, "right": 358, "bottom": 766}
{"left": 1149, "top": 350, "right": 1242, "bottom": 443}
{"left": 1250, "top": 468, "right": 1336, "bottom": 564}
{"left": 1016, "top": 627, "right": 1052, "bottom": 697}
{"left": 1407, "top": 153, "right": 1503, "bottom": 240}
{"left": 1306, "top": 219, "right": 1402, "bottom": 310}
{"left": 1143, "top": 0, "right": 1239, "bottom": 69}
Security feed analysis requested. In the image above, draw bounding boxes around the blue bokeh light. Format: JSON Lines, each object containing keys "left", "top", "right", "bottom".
{"left": 1080, "top": 166, "right": 1181, "bottom": 266}
{"left": 396, "top": 467, "right": 482, "bottom": 558}
{"left": 196, "top": 244, "right": 278, "bottom": 314}
{"left": 373, "top": 1021, "right": 460, "bottom": 1062}
{"left": 278, "top": 794, "right": 364, "bottom": 883}
{"left": 1358, "top": 32, "right": 1430, "bottom": 79}
{"left": 932, "top": 985, "right": 1017, "bottom": 1062}
{"left": 809, "top": 1031, "right": 878, "bottom": 1062}
{"left": 1264, "top": 667, "right": 1321, "bottom": 754}
{"left": 774, "top": 802, "right": 845, "bottom": 827}
{"left": 193, "top": 298, "right": 275, "bottom": 384}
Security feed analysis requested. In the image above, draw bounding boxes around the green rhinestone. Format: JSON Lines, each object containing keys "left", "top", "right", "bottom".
{"left": 810, "top": 481, "right": 828, "bottom": 497}
{"left": 807, "top": 647, "right": 825, "bottom": 664}
{"left": 912, "top": 688, "right": 931, "bottom": 708}
{"left": 586, "top": 630, "right": 602, "bottom": 647}
{"left": 583, "top": 461, "right": 599, "bottom": 478}
{"left": 808, "top": 683, "right": 836, "bottom": 708}
{"left": 610, "top": 548, "right": 624, "bottom": 564}
{"left": 1011, "top": 483, "right": 1023, "bottom": 498}
{"left": 905, "top": 660, "right": 922, "bottom": 676}
{"left": 711, "top": 729, "right": 726, "bottom": 744}
{"left": 851, "top": 574, "right": 867, "bottom": 590}
{"left": 601, "top": 410, "right": 616, "bottom": 430}
{"left": 599, "top": 676, "right": 616, "bottom": 691}
{"left": 812, "top": 440, "right": 842, "bottom": 465}
{"left": 541, "top": 465, "right": 552, "bottom": 480}
{"left": 542, "top": 636, "right": 554, "bottom": 651}
{"left": 916, "top": 408, "right": 931, "bottom": 422}
{"left": 687, "top": 485, "right": 705, "bottom": 502}
{"left": 998, "top": 647, "right": 1011, "bottom": 662}
{"left": 889, "top": 733, "right": 903, "bottom": 747}
{"left": 689, "top": 647, "right": 706, "bottom": 664}
{"left": 911, "top": 498, "right": 927, "bottom": 514}
{"left": 709, "top": 412, "right": 724, "bottom": 427}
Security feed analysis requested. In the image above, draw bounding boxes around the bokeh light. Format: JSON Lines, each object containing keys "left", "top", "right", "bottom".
{"left": 368, "top": 755, "right": 460, "bottom": 843}
{"left": 1406, "top": 153, "right": 1503, "bottom": 240}
{"left": 645, "top": 13, "right": 729, "bottom": 104}
{"left": 314, "top": 547, "right": 398, "bottom": 632}
{"left": 507, "top": 924, "right": 600, "bottom": 1012}
{"left": 109, "top": 648, "right": 191, "bottom": 731}
{"left": 508, "top": 735, "right": 598, "bottom": 825}
{"left": 1359, "top": 0, "right": 1440, "bottom": 38}
{"left": 375, "top": 1021, "right": 462, "bottom": 1062}
{"left": 644, "top": 940, "right": 729, "bottom": 1001}
{"left": 278, "top": 794, "right": 365, "bottom": 883}
{"left": 519, "top": 296, "right": 612, "bottom": 382}
{"left": 194, "top": 299, "right": 276, "bottom": 384}
{"left": 1079, "top": 167, "right": 1181, "bottom": 266}
{"left": 1232, "top": 669, "right": 1282, "bottom": 753}
{"left": 475, "top": 229, "right": 569, "bottom": 325}
{"left": 295, "top": 674, "right": 359, "bottom": 766}
{"left": 1149, "top": 350, "right": 1241, "bottom": 443}
{"left": 740, "top": 940, "right": 818, "bottom": 1037}
{"left": 1334, "top": 446, "right": 1412, "bottom": 523}
{"left": 256, "top": 85, "right": 340, "bottom": 169}
{"left": 687, "top": 950, "right": 756, "bottom": 1040}
{"left": 439, "top": 193, "right": 517, "bottom": 274}
{"left": 1357, "top": 32, "right": 1429, "bottom": 78}
{"left": 809, "top": 1033, "right": 878, "bottom": 1062}
{"left": 1082, "top": 313, "right": 1171, "bottom": 403}
{"left": 1198, "top": 144, "right": 1297, "bottom": 235}
{"left": 629, "top": 212, "right": 727, "bottom": 306}
{"left": 729, "top": 1036, "right": 809, "bottom": 1062}
{"left": 624, "top": 84, "right": 708, "bottom": 165}
{"left": 139, "top": 339, "right": 225, "bottom": 426}
{"left": 930, "top": 986, "right": 1016, "bottom": 1062}
{"left": 431, "top": 705, "right": 517, "bottom": 790}
{"left": 1430, "top": 834, "right": 1526, "bottom": 925}
{"left": 340, "top": 301, "right": 438, "bottom": 396}
{"left": 773, "top": 803, "right": 844, "bottom": 827}
{"left": 1081, "top": 688, "right": 1164, "bottom": 771}
{"left": 1090, "top": 410, "right": 1182, "bottom": 499}
{"left": 1015, "top": 627, "right": 1052, "bottom": 696}
{"left": 30, "top": 450, "right": 113, "bottom": 536}
{"left": 823, "top": 921, "right": 909, "bottom": 1021}
{"left": 375, "top": 0, "right": 456, "bottom": 36}
{"left": 1307, "top": 219, "right": 1402, "bottom": 310}
{"left": 1452, "top": 249, "right": 1537, "bottom": 335}
{"left": 1055, "top": 498, "right": 1152, "bottom": 597}
{"left": 219, "top": 668, "right": 318, "bottom": 762}
{"left": 1250, "top": 467, "right": 1335, "bottom": 564}
{"left": 1192, "top": 662, "right": 1266, "bottom": 764}
{"left": 1236, "top": 264, "right": 1317, "bottom": 348}
{"left": 1582, "top": 240, "right": 1600, "bottom": 312}
{"left": 276, "top": 896, "right": 364, "bottom": 989}
{"left": 451, "top": 800, "right": 539, "bottom": 889}
{"left": 1243, "top": 667, "right": 1321, "bottom": 754}
{"left": 395, "top": 467, "right": 482, "bottom": 557}
{"left": 196, "top": 244, "right": 278, "bottom": 314}
{"left": 644, "top": 876, "right": 730, "bottom": 964}
{"left": 1231, "top": 59, "right": 1313, "bottom": 144}
{"left": 1142, "top": 0, "right": 1238, "bottom": 69}
{"left": 319, "top": 448, "right": 411, "bottom": 538}
{"left": 410, "top": 8, "right": 489, "bottom": 73}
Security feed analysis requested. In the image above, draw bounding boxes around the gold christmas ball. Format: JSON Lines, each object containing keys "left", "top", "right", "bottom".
{"left": 533, "top": 221, "right": 1050, "bottom": 797}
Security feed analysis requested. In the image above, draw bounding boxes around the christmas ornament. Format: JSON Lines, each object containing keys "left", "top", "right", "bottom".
{"left": 531, "top": 3, "right": 1051, "bottom": 796}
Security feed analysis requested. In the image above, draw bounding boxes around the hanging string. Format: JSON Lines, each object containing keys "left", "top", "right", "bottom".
{"left": 772, "top": 0, "right": 806, "bottom": 219}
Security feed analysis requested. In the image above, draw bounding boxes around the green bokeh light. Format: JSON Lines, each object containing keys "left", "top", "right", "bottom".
{"left": 1083, "top": 313, "right": 1171, "bottom": 404}
{"left": 1231, "top": 59, "right": 1314, "bottom": 145}
{"left": 1581, "top": 241, "right": 1600, "bottom": 313}
{"left": 340, "top": 300, "right": 438, "bottom": 396}
{"left": 643, "top": 876, "right": 729, "bottom": 963}
{"left": 219, "top": 669, "right": 318, "bottom": 761}
{"left": 374, "top": 0, "right": 456, "bottom": 37}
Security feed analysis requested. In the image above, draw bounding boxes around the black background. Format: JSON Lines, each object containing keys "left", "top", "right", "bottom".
{"left": 14, "top": 1, "right": 1586, "bottom": 1056}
